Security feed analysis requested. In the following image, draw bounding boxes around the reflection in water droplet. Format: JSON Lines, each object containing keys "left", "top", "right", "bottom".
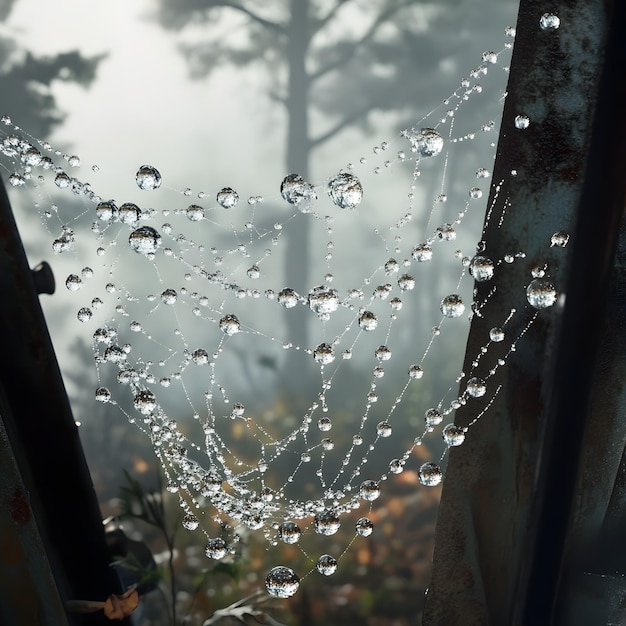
{"left": 466, "top": 377, "right": 486, "bottom": 398}
{"left": 515, "top": 115, "right": 530, "bottom": 129}
{"left": 327, "top": 172, "right": 363, "bottom": 209}
{"left": 442, "top": 424, "right": 466, "bottom": 446}
{"left": 356, "top": 517, "right": 373, "bottom": 536}
{"left": 489, "top": 327, "right": 505, "bottom": 342}
{"left": 216, "top": 187, "right": 239, "bottom": 208}
{"left": 314, "top": 343, "right": 335, "bottom": 364}
{"left": 550, "top": 231, "right": 569, "bottom": 247}
{"left": 419, "top": 462, "right": 443, "bottom": 486}
{"left": 317, "top": 555, "right": 338, "bottom": 576}
{"left": 314, "top": 510, "right": 341, "bottom": 535}
{"left": 281, "top": 173, "right": 316, "bottom": 205}
{"left": 136, "top": 165, "right": 162, "bottom": 190}
{"left": 469, "top": 256, "right": 495, "bottom": 281}
{"left": 358, "top": 311, "right": 378, "bottom": 331}
{"left": 526, "top": 279, "right": 557, "bottom": 308}
{"left": 403, "top": 127, "right": 444, "bottom": 157}
{"left": 440, "top": 294, "right": 465, "bottom": 317}
{"left": 205, "top": 538, "right": 228, "bottom": 559}
{"left": 540, "top": 13, "right": 560, "bottom": 30}
{"left": 129, "top": 226, "right": 161, "bottom": 255}
{"left": 266, "top": 566, "right": 300, "bottom": 598}
{"left": 219, "top": 314, "right": 241, "bottom": 335}
{"left": 359, "top": 480, "right": 380, "bottom": 501}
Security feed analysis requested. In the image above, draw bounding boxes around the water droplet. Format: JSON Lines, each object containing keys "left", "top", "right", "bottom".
{"left": 550, "top": 231, "right": 569, "bottom": 247}
{"left": 436, "top": 224, "right": 456, "bottom": 241}
{"left": 419, "top": 462, "right": 443, "bottom": 486}
{"left": 219, "top": 314, "right": 240, "bottom": 336}
{"left": 314, "top": 510, "right": 341, "bottom": 535}
{"left": 316, "top": 554, "right": 338, "bottom": 576}
{"left": 376, "top": 421, "right": 392, "bottom": 437}
{"left": 216, "top": 187, "right": 239, "bottom": 208}
{"left": 280, "top": 173, "right": 316, "bottom": 205}
{"left": 469, "top": 256, "right": 495, "bottom": 281}
{"left": 129, "top": 226, "right": 161, "bottom": 255}
{"left": 186, "top": 204, "right": 204, "bottom": 221}
{"left": 403, "top": 127, "right": 444, "bottom": 157}
{"left": 134, "top": 390, "right": 157, "bottom": 415}
{"left": 278, "top": 288, "right": 298, "bottom": 308}
{"left": 540, "top": 13, "right": 560, "bottom": 30}
{"left": 8, "top": 173, "right": 25, "bottom": 187}
{"left": 412, "top": 244, "right": 433, "bottom": 262}
{"left": 476, "top": 167, "right": 491, "bottom": 179}
{"left": 515, "top": 115, "right": 530, "bottom": 129}
{"left": 375, "top": 345, "right": 392, "bottom": 361}
{"left": 408, "top": 364, "right": 424, "bottom": 379}
{"left": 119, "top": 203, "right": 141, "bottom": 225}
{"left": 466, "top": 377, "right": 486, "bottom": 398}
{"left": 482, "top": 51, "right": 498, "bottom": 64}
{"left": 440, "top": 294, "right": 465, "bottom": 318}
{"left": 161, "top": 289, "right": 177, "bottom": 304}
{"left": 398, "top": 274, "right": 415, "bottom": 290}
{"left": 526, "top": 279, "right": 557, "bottom": 308}
{"left": 318, "top": 417, "right": 332, "bottom": 432}
{"left": 442, "top": 424, "right": 466, "bottom": 446}
{"left": 489, "top": 327, "right": 505, "bottom": 342}
{"left": 358, "top": 311, "right": 378, "bottom": 331}
{"left": 95, "top": 386, "right": 111, "bottom": 403}
{"left": 505, "top": 26, "right": 516, "bottom": 37}
{"left": 192, "top": 349, "right": 209, "bottom": 365}
{"left": 266, "top": 566, "right": 299, "bottom": 598}
{"left": 205, "top": 538, "right": 228, "bottom": 559}
{"left": 136, "top": 165, "right": 162, "bottom": 190}
{"left": 278, "top": 521, "right": 301, "bottom": 544}
{"left": 425, "top": 408, "right": 443, "bottom": 426}
{"left": 247, "top": 265, "right": 260, "bottom": 279}
{"left": 385, "top": 258, "right": 399, "bottom": 274}
{"left": 308, "top": 286, "right": 339, "bottom": 317}
{"left": 327, "top": 172, "right": 363, "bottom": 209}
{"left": 77, "top": 307, "right": 92, "bottom": 322}
{"left": 356, "top": 517, "right": 373, "bottom": 537}
{"left": 65, "top": 274, "right": 82, "bottom": 291}
{"left": 322, "top": 438, "right": 334, "bottom": 451}
{"left": 314, "top": 343, "right": 335, "bottom": 365}
{"left": 182, "top": 514, "right": 199, "bottom": 530}
{"left": 387, "top": 459, "right": 403, "bottom": 475}
{"left": 469, "top": 187, "right": 483, "bottom": 199}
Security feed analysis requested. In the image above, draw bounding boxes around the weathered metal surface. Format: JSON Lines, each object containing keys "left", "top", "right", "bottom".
{"left": 0, "top": 175, "right": 130, "bottom": 624}
{"left": 0, "top": 416, "right": 69, "bottom": 626}
{"left": 424, "top": 0, "right": 626, "bottom": 623}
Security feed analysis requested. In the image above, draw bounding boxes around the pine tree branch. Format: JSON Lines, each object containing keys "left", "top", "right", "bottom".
{"left": 311, "top": 0, "right": 350, "bottom": 37}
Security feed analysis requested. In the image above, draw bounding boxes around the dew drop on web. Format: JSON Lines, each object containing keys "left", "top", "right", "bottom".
{"left": 317, "top": 554, "right": 338, "bottom": 576}
{"left": 265, "top": 566, "right": 300, "bottom": 598}
{"left": 129, "top": 226, "right": 161, "bottom": 255}
{"left": 526, "top": 278, "right": 557, "bottom": 308}
{"left": 440, "top": 294, "right": 465, "bottom": 318}
{"left": 327, "top": 172, "right": 363, "bottom": 209}
{"left": 135, "top": 165, "right": 162, "bottom": 190}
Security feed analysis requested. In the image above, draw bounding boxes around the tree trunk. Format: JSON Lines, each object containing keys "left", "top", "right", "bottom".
{"left": 283, "top": 0, "right": 314, "bottom": 402}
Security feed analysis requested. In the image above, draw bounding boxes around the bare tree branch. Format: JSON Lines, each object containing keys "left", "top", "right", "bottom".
{"left": 212, "top": 1, "right": 285, "bottom": 34}
{"left": 311, "top": 0, "right": 350, "bottom": 37}
{"left": 310, "top": 0, "right": 413, "bottom": 82}
{"left": 310, "top": 104, "right": 373, "bottom": 148}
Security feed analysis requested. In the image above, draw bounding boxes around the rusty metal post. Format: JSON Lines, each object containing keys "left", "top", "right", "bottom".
{"left": 424, "top": 0, "right": 626, "bottom": 623}
{"left": 0, "top": 175, "right": 130, "bottom": 624}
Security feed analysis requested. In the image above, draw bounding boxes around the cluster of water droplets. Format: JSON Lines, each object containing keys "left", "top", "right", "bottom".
{"left": 0, "top": 19, "right": 569, "bottom": 598}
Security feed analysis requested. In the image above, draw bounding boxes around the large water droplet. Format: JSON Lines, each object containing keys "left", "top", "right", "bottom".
{"left": 515, "top": 115, "right": 530, "bottom": 129}
{"left": 182, "top": 514, "right": 199, "bottom": 531}
{"left": 129, "top": 226, "right": 161, "bottom": 255}
{"left": 205, "top": 538, "right": 228, "bottom": 559}
{"left": 404, "top": 127, "right": 444, "bottom": 157}
{"left": 280, "top": 173, "right": 316, "bottom": 205}
{"left": 440, "top": 294, "right": 465, "bottom": 317}
{"left": 466, "top": 377, "right": 487, "bottom": 398}
{"left": 316, "top": 555, "right": 338, "bottom": 576}
{"left": 136, "top": 165, "right": 162, "bottom": 190}
{"left": 550, "top": 231, "right": 569, "bottom": 247}
{"left": 540, "top": 13, "right": 560, "bottom": 30}
{"left": 278, "top": 521, "right": 301, "bottom": 544}
{"left": 412, "top": 244, "right": 433, "bottom": 262}
{"left": 314, "top": 510, "right": 341, "bottom": 535}
{"left": 314, "top": 343, "right": 335, "bottom": 365}
{"left": 469, "top": 256, "right": 495, "bottom": 281}
{"left": 359, "top": 480, "right": 380, "bottom": 501}
{"left": 186, "top": 205, "right": 204, "bottom": 221}
{"left": 356, "top": 517, "right": 373, "bottom": 536}
{"left": 119, "top": 203, "right": 141, "bottom": 225}
{"left": 376, "top": 421, "right": 392, "bottom": 437}
{"left": 358, "top": 310, "right": 378, "bottom": 331}
{"left": 219, "top": 314, "right": 241, "bottom": 336}
{"left": 308, "top": 286, "right": 339, "bottom": 318}
{"left": 278, "top": 288, "right": 298, "bottom": 308}
{"left": 216, "top": 187, "right": 239, "bottom": 208}
{"left": 327, "top": 172, "right": 363, "bottom": 209}
{"left": 96, "top": 200, "right": 118, "bottom": 222}
{"left": 266, "top": 566, "right": 300, "bottom": 598}
{"left": 161, "top": 289, "right": 177, "bottom": 304}
{"left": 526, "top": 279, "right": 557, "bottom": 308}
{"left": 134, "top": 390, "right": 157, "bottom": 415}
{"left": 419, "top": 462, "right": 443, "bottom": 486}
{"left": 442, "top": 424, "right": 466, "bottom": 446}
